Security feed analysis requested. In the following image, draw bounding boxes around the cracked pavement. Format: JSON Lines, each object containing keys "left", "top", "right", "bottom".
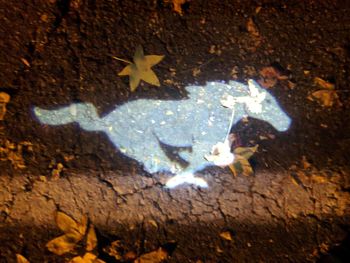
{"left": 1, "top": 167, "right": 349, "bottom": 261}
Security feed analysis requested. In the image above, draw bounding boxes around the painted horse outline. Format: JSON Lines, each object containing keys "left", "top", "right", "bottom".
{"left": 34, "top": 79, "right": 291, "bottom": 188}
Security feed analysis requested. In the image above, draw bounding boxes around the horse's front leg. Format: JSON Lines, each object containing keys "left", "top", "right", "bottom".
{"left": 165, "top": 172, "right": 208, "bottom": 188}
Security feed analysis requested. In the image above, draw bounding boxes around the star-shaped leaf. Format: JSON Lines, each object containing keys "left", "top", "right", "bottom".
{"left": 46, "top": 211, "right": 87, "bottom": 255}
{"left": 228, "top": 145, "right": 258, "bottom": 177}
{"left": 115, "top": 46, "right": 164, "bottom": 92}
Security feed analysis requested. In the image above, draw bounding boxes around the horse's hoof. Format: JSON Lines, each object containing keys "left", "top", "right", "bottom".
{"left": 165, "top": 173, "right": 208, "bottom": 188}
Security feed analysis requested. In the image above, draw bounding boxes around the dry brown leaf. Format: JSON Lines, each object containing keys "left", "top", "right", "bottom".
{"left": 246, "top": 17, "right": 262, "bottom": 50}
{"left": 314, "top": 77, "right": 334, "bottom": 90}
{"left": 229, "top": 145, "right": 258, "bottom": 177}
{"left": 246, "top": 18, "right": 260, "bottom": 38}
{"left": 115, "top": 46, "right": 164, "bottom": 92}
{"left": 301, "top": 156, "right": 311, "bottom": 170}
{"left": 69, "top": 256, "right": 85, "bottom": 263}
{"left": 192, "top": 68, "right": 201, "bottom": 77}
{"left": 290, "top": 176, "right": 299, "bottom": 186}
{"left": 164, "top": 0, "right": 187, "bottom": 15}
{"left": 56, "top": 211, "right": 87, "bottom": 241}
{"left": 86, "top": 225, "right": 97, "bottom": 251}
{"left": 309, "top": 77, "right": 340, "bottom": 107}
{"left": 219, "top": 231, "right": 232, "bottom": 241}
{"left": 69, "top": 252, "right": 105, "bottom": 263}
{"left": 16, "top": 254, "right": 30, "bottom": 263}
{"left": 20, "top": 58, "right": 31, "bottom": 67}
{"left": 308, "top": 89, "right": 339, "bottom": 107}
{"left": 0, "top": 92, "right": 10, "bottom": 121}
{"left": 311, "top": 174, "right": 327, "bottom": 184}
{"left": 77, "top": 215, "right": 88, "bottom": 238}
{"left": 51, "top": 163, "right": 64, "bottom": 180}
{"left": 134, "top": 247, "right": 168, "bottom": 263}
{"left": 46, "top": 234, "right": 77, "bottom": 255}
{"left": 47, "top": 212, "right": 87, "bottom": 255}
{"left": 0, "top": 140, "right": 32, "bottom": 169}
{"left": 103, "top": 240, "right": 124, "bottom": 260}
{"left": 124, "top": 251, "right": 137, "bottom": 261}
{"left": 56, "top": 211, "right": 78, "bottom": 233}
{"left": 258, "top": 66, "right": 288, "bottom": 88}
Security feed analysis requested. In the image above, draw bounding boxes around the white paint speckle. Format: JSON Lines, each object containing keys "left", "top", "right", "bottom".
{"left": 69, "top": 105, "right": 77, "bottom": 116}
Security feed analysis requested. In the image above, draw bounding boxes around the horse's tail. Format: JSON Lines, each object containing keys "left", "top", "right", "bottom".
{"left": 33, "top": 103, "right": 106, "bottom": 132}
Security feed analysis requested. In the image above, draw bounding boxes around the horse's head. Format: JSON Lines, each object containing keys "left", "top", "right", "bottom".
{"left": 229, "top": 79, "right": 291, "bottom": 132}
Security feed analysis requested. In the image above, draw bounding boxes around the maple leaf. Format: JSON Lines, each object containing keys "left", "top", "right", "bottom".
{"left": 114, "top": 46, "right": 164, "bottom": 92}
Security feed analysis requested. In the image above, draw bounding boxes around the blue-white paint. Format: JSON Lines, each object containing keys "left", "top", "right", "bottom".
{"left": 34, "top": 80, "right": 291, "bottom": 188}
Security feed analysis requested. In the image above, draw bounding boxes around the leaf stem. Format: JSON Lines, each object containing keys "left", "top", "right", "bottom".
{"left": 110, "top": 56, "right": 132, "bottom": 64}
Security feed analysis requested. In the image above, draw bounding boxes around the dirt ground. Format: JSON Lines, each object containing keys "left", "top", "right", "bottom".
{"left": 0, "top": 0, "right": 350, "bottom": 262}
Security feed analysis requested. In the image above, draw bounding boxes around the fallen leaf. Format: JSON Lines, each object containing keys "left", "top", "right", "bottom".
{"left": 216, "top": 246, "right": 224, "bottom": 253}
{"left": 0, "top": 92, "right": 10, "bottom": 120}
{"left": 46, "top": 234, "right": 77, "bottom": 255}
{"left": 135, "top": 247, "right": 168, "bottom": 263}
{"left": 308, "top": 89, "right": 340, "bottom": 107}
{"left": 69, "top": 252, "right": 105, "bottom": 263}
{"left": 86, "top": 225, "right": 97, "bottom": 251}
{"left": 148, "top": 219, "right": 158, "bottom": 228}
{"left": 246, "top": 18, "right": 260, "bottom": 38}
{"left": 228, "top": 145, "right": 258, "bottom": 177}
{"left": 56, "top": 212, "right": 87, "bottom": 241}
{"left": 124, "top": 251, "right": 137, "bottom": 261}
{"left": 314, "top": 77, "right": 334, "bottom": 90}
{"left": 16, "top": 254, "right": 30, "bottom": 263}
{"left": 0, "top": 140, "right": 32, "bottom": 169}
{"left": 47, "top": 212, "right": 87, "bottom": 255}
{"left": 290, "top": 175, "right": 299, "bottom": 186}
{"left": 219, "top": 231, "right": 232, "bottom": 241}
{"left": 301, "top": 156, "right": 311, "bottom": 170}
{"left": 51, "top": 163, "right": 64, "bottom": 180}
{"left": 164, "top": 0, "right": 188, "bottom": 15}
{"left": 308, "top": 77, "right": 340, "bottom": 107}
{"left": 103, "top": 240, "right": 124, "bottom": 260}
{"left": 255, "top": 6, "right": 262, "bottom": 14}
{"left": 56, "top": 211, "right": 79, "bottom": 233}
{"left": 192, "top": 67, "right": 201, "bottom": 77}
{"left": 311, "top": 174, "right": 327, "bottom": 184}
{"left": 20, "top": 58, "right": 31, "bottom": 67}
{"left": 258, "top": 66, "right": 288, "bottom": 88}
{"left": 115, "top": 46, "right": 164, "bottom": 92}
{"left": 246, "top": 17, "right": 262, "bottom": 50}
{"left": 234, "top": 145, "right": 258, "bottom": 160}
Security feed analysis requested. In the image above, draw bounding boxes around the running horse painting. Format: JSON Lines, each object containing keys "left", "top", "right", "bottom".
{"left": 34, "top": 79, "right": 291, "bottom": 188}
